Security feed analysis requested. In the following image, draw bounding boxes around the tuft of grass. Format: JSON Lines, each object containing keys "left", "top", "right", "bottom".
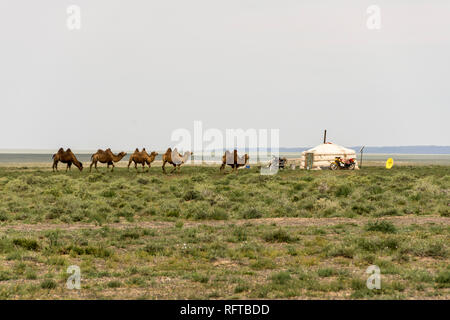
{"left": 119, "top": 230, "right": 141, "bottom": 240}
{"left": 423, "top": 243, "right": 447, "bottom": 258}
{"left": 357, "top": 237, "right": 399, "bottom": 252}
{"left": 191, "top": 273, "right": 209, "bottom": 283}
{"left": 183, "top": 190, "right": 202, "bottom": 201}
{"left": 241, "top": 208, "right": 262, "bottom": 219}
{"left": 143, "top": 244, "right": 165, "bottom": 256}
{"left": 335, "top": 185, "right": 353, "bottom": 197}
{"left": 365, "top": 220, "right": 397, "bottom": 233}
{"left": 293, "top": 182, "right": 307, "bottom": 191}
{"left": 327, "top": 245, "right": 355, "bottom": 258}
{"left": 175, "top": 221, "right": 184, "bottom": 229}
{"left": 0, "top": 209, "right": 8, "bottom": 221}
{"left": 435, "top": 271, "right": 450, "bottom": 288}
{"left": 137, "top": 178, "right": 149, "bottom": 185}
{"left": 250, "top": 258, "right": 276, "bottom": 270}
{"left": 0, "top": 270, "right": 14, "bottom": 281}
{"left": 40, "top": 279, "right": 57, "bottom": 289}
{"left": 161, "top": 203, "right": 180, "bottom": 218}
{"left": 376, "top": 208, "right": 401, "bottom": 217}
{"left": 210, "top": 208, "right": 228, "bottom": 220}
{"left": 234, "top": 283, "right": 250, "bottom": 293}
{"left": 232, "top": 227, "right": 248, "bottom": 242}
{"left": 12, "top": 238, "right": 39, "bottom": 251}
{"left": 317, "top": 268, "right": 337, "bottom": 277}
{"left": 270, "top": 271, "right": 291, "bottom": 285}
{"left": 63, "top": 245, "right": 112, "bottom": 258}
{"left": 107, "top": 280, "right": 122, "bottom": 288}
{"left": 101, "top": 189, "right": 116, "bottom": 198}
{"left": 263, "top": 229, "right": 295, "bottom": 243}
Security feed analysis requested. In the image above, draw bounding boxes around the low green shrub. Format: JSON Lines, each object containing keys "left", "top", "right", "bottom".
{"left": 365, "top": 220, "right": 397, "bottom": 233}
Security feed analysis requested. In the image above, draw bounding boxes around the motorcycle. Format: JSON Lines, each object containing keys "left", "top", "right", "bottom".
{"left": 330, "top": 157, "right": 356, "bottom": 170}
{"left": 268, "top": 157, "right": 287, "bottom": 169}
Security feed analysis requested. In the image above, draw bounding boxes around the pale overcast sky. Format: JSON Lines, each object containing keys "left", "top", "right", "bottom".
{"left": 0, "top": 0, "right": 449, "bottom": 150}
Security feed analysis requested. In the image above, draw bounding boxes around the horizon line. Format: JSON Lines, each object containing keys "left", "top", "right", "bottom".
{"left": 0, "top": 145, "right": 449, "bottom": 154}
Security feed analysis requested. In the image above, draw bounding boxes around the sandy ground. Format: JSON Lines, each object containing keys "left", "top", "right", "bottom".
{"left": 1, "top": 216, "right": 448, "bottom": 232}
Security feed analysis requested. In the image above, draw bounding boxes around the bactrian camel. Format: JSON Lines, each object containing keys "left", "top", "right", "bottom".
{"left": 52, "top": 148, "right": 83, "bottom": 172}
{"left": 220, "top": 150, "right": 249, "bottom": 173}
{"left": 162, "top": 148, "right": 192, "bottom": 174}
{"left": 90, "top": 148, "right": 127, "bottom": 172}
{"left": 128, "top": 148, "right": 158, "bottom": 172}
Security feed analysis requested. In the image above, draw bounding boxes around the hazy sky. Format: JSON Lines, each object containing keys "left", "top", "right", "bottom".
{"left": 0, "top": 0, "right": 449, "bottom": 150}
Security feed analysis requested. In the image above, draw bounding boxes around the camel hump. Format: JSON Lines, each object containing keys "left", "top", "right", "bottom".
{"left": 106, "top": 148, "right": 112, "bottom": 152}
{"left": 167, "top": 147, "right": 172, "bottom": 153}
{"left": 171, "top": 149, "right": 183, "bottom": 164}
{"left": 225, "top": 151, "right": 234, "bottom": 164}
{"left": 66, "top": 148, "right": 72, "bottom": 153}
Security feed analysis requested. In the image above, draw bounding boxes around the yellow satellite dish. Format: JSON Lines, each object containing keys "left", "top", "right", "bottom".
{"left": 386, "top": 158, "right": 394, "bottom": 169}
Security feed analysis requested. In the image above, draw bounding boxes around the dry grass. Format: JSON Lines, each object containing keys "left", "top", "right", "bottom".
{"left": 0, "top": 165, "right": 448, "bottom": 299}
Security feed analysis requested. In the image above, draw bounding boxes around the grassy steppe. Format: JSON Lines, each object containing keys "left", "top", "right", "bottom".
{"left": 0, "top": 166, "right": 448, "bottom": 299}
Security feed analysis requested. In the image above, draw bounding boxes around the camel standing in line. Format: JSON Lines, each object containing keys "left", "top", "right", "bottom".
{"left": 162, "top": 148, "right": 192, "bottom": 174}
{"left": 220, "top": 150, "right": 249, "bottom": 173}
{"left": 90, "top": 148, "right": 127, "bottom": 172}
{"left": 52, "top": 148, "right": 83, "bottom": 172}
{"left": 127, "top": 148, "right": 158, "bottom": 172}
